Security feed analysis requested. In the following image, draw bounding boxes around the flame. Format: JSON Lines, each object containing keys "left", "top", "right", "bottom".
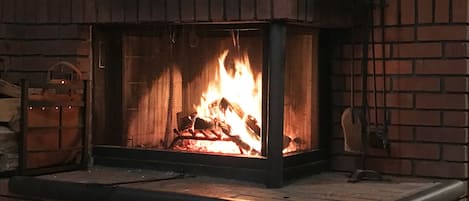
{"left": 193, "top": 50, "right": 262, "bottom": 155}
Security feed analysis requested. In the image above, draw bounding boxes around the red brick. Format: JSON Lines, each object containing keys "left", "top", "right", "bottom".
{"left": 390, "top": 142, "right": 440, "bottom": 160}
{"left": 332, "top": 124, "right": 343, "bottom": 138}
{"left": 226, "top": 0, "right": 240, "bottom": 20}
{"left": 387, "top": 126, "right": 415, "bottom": 141}
{"left": 332, "top": 92, "right": 350, "bottom": 106}
{"left": 76, "top": 57, "right": 90, "bottom": 72}
{"left": 416, "top": 127, "right": 469, "bottom": 143}
{"left": 371, "top": 60, "right": 413, "bottom": 75}
{"left": 112, "top": 0, "right": 125, "bottom": 22}
{"left": 344, "top": 77, "right": 391, "bottom": 92}
{"left": 384, "top": 0, "right": 399, "bottom": 25}
{"left": 124, "top": 0, "right": 138, "bottom": 22}
{"left": 211, "top": 0, "right": 224, "bottom": 21}
{"left": 21, "top": 25, "right": 57, "bottom": 40}
{"left": 331, "top": 155, "right": 359, "bottom": 172}
{"left": 305, "top": 0, "right": 314, "bottom": 22}
{"left": 393, "top": 43, "right": 442, "bottom": 58}
{"left": 414, "top": 161, "right": 467, "bottom": 179}
{"left": 297, "top": 0, "right": 306, "bottom": 21}
{"left": 415, "top": 59, "right": 468, "bottom": 75}
{"left": 434, "top": 0, "right": 449, "bottom": 23}
{"left": 391, "top": 110, "right": 441, "bottom": 126}
{"left": 96, "top": 0, "right": 111, "bottom": 23}
{"left": 330, "top": 76, "right": 345, "bottom": 90}
{"left": 3, "top": 0, "right": 15, "bottom": 23}
{"left": 139, "top": 0, "right": 152, "bottom": 21}
{"left": 331, "top": 139, "right": 345, "bottom": 154}
{"left": 0, "top": 40, "right": 22, "bottom": 55}
{"left": 0, "top": 72, "right": 48, "bottom": 84}
{"left": 382, "top": 27, "right": 415, "bottom": 42}
{"left": 332, "top": 109, "right": 343, "bottom": 124}
{"left": 7, "top": 57, "right": 24, "bottom": 71}
{"left": 195, "top": 0, "right": 210, "bottom": 21}
{"left": 58, "top": 25, "right": 84, "bottom": 39}
{"left": 342, "top": 44, "right": 363, "bottom": 59}
{"left": 15, "top": 0, "right": 25, "bottom": 23}
{"left": 418, "top": 0, "right": 433, "bottom": 23}
{"left": 367, "top": 108, "right": 387, "bottom": 124}
{"left": 367, "top": 44, "right": 391, "bottom": 59}
{"left": 445, "top": 43, "right": 468, "bottom": 58}
{"left": 366, "top": 158, "right": 412, "bottom": 175}
{"left": 83, "top": 0, "right": 96, "bottom": 23}
{"left": 445, "top": 77, "right": 469, "bottom": 92}
{"left": 443, "top": 145, "right": 468, "bottom": 162}
{"left": 59, "top": 0, "right": 72, "bottom": 23}
{"left": 240, "top": 0, "right": 256, "bottom": 20}
{"left": 392, "top": 77, "right": 440, "bottom": 92}
{"left": 452, "top": 0, "right": 468, "bottom": 23}
{"left": 416, "top": 94, "right": 468, "bottom": 109}
{"left": 24, "top": 0, "right": 37, "bottom": 23}
{"left": 443, "top": 111, "right": 468, "bottom": 127}
{"left": 180, "top": 0, "right": 196, "bottom": 21}
{"left": 401, "top": 0, "right": 415, "bottom": 24}
{"left": 47, "top": 0, "right": 60, "bottom": 23}
{"left": 71, "top": 0, "right": 84, "bottom": 23}
{"left": 15, "top": 56, "right": 52, "bottom": 71}
{"left": 367, "top": 93, "right": 414, "bottom": 109}
{"left": 417, "top": 26, "right": 467, "bottom": 41}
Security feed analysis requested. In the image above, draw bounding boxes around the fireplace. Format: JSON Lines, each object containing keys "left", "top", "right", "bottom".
{"left": 93, "top": 22, "right": 329, "bottom": 187}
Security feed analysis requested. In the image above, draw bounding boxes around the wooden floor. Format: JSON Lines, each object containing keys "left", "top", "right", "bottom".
{"left": 31, "top": 166, "right": 446, "bottom": 201}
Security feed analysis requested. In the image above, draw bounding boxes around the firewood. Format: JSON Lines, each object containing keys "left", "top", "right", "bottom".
{"left": 219, "top": 98, "right": 261, "bottom": 139}
{"left": 176, "top": 112, "right": 194, "bottom": 131}
{"left": 283, "top": 135, "right": 292, "bottom": 149}
{"left": 0, "top": 79, "right": 20, "bottom": 98}
{"left": 194, "top": 117, "right": 213, "bottom": 130}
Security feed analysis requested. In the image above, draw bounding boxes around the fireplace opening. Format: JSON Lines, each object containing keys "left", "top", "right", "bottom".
{"left": 122, "top": 28, "right": 265, "bottom": 156}
{"left": 93, "top": 23, "right": 325, "bottom": 186}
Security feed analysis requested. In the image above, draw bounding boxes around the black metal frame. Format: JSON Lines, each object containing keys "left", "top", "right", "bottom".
{"left": 92, "top": 21, "right": 329, "bottom": 187}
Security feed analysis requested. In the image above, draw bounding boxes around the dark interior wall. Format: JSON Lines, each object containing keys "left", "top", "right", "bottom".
{"left": 330, "top": 0, "right": 469, "bottom": 183}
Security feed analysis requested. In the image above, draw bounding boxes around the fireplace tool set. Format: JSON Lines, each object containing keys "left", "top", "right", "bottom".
{"left": 341, "top": 0, "right": 391, "bottom": 183}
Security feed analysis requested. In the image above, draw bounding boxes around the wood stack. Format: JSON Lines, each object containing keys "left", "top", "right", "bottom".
{"left": 0, "top": 78, "right": 20, "bottom": 172}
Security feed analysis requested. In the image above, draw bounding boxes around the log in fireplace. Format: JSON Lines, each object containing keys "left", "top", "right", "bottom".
{"left": 91, "top": 1, "right": 363, "bottom": 187}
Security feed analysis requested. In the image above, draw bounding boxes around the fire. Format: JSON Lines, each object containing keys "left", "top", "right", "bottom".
{"left": 191, "top": 50, "right": 263, "bottom": 155}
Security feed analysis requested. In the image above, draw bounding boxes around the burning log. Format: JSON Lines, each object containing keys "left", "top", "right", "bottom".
{"left": 176, "top": 112, "right": 194, "bottom": 131}
{"left": 219, "top": 98, "right": 261, "bottom": 140}
{"left": 173, "top": 113, "right": 259, "bottom": 155}
{"left": 194, "top": 117, "right": 213, "bottom": 130}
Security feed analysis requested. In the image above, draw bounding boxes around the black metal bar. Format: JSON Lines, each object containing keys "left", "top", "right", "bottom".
{"left": 83, "top": 80, "right": 92, "bottom": 169}
{"left": 261, "top": 25, "right": 269, "bottom": 156}
{"left": 93, "top": 146, "right": 265, "bottom": 169}
{"left": 266, "top": 21, "right": 286, "bottom": 188}
{"left": 19, "top": 79, "right": 29, "bottom": 174}
{"left": 58, "top": 106, "right": 63, "bottom": 150}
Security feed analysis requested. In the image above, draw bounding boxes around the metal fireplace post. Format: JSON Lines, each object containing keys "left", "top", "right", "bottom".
{"left": 266, "top": 21, "right": 286, "bottom": 188}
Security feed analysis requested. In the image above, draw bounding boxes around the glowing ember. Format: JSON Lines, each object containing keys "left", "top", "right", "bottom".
{"left": 188, "top": 50, "right": 262, "bottom": 155}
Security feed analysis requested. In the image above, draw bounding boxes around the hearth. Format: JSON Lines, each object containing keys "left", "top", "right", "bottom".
{"left": 93, "top": 22, "right": 330, "bottom": 187}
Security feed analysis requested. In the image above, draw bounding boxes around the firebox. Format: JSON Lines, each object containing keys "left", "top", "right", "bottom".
{"left": 92, "top": 22, "right": 329, "bottom": 187}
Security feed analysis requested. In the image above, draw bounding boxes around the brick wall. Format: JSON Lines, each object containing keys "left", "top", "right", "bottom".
{"left": 331, "top": 0, "right": 469, "bottom": 183}
{"left": 1, "top": 0, "right": 467, "bottom": 186}
{"left": 0, "top": 23, "right": 91, "bottom": 83}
